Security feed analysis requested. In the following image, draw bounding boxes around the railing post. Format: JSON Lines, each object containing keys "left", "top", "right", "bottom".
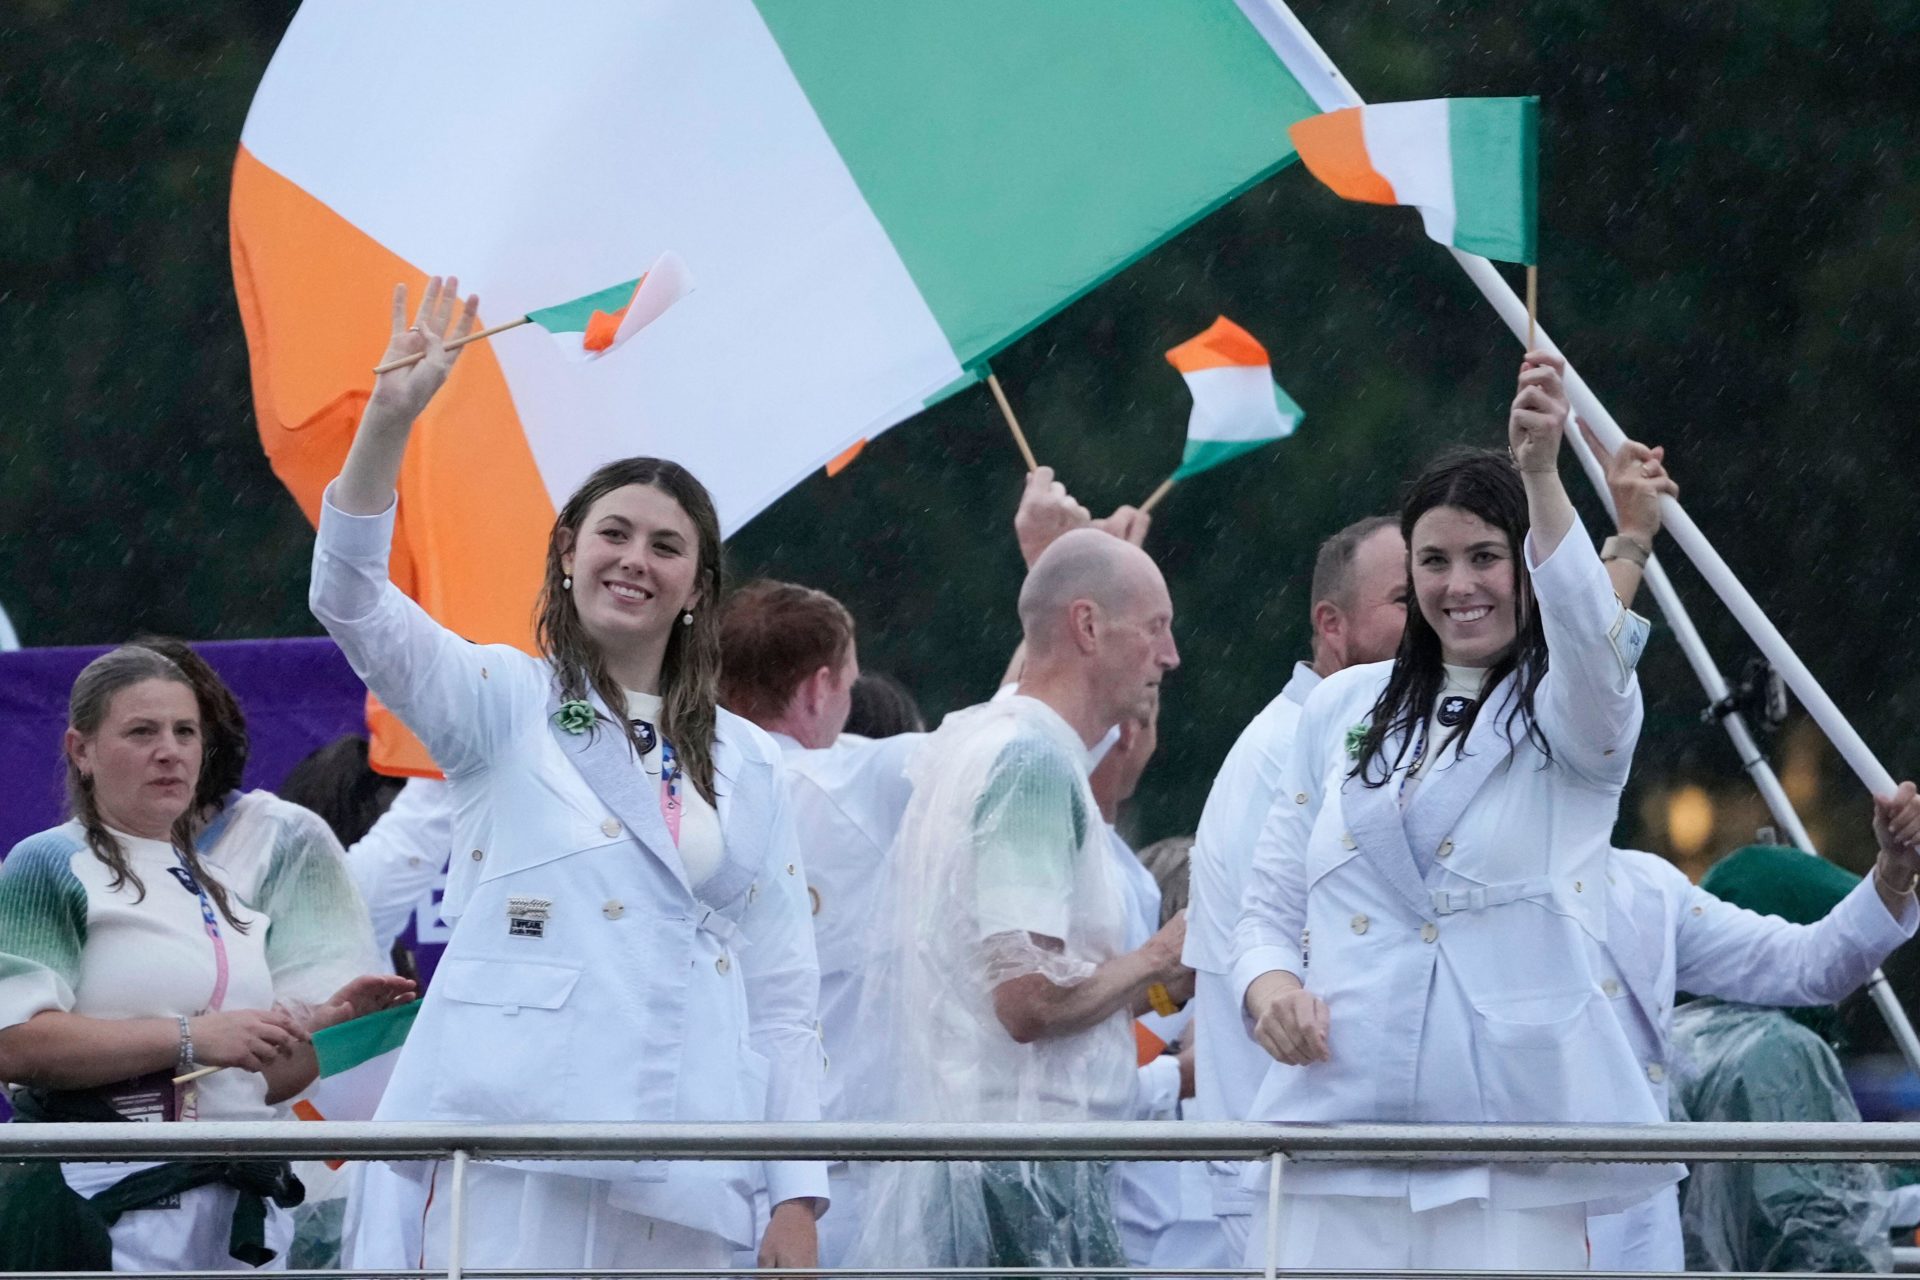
{"left": 1263, "top": 1149, "right": 1285, "bottom": 1280}
{"left": 447, "top": 1148, "right": 470, "bottom": 1280}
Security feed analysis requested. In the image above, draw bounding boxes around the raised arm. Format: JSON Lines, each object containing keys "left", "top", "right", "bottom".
{"left": 1508, "top": 354, "right": 1645, "bottom": 782}
{"left": 309, "top": 281, "right": 534, "bottom": 776}
{"left": 333, "top": 278, "right": 478, "bottom": 515}
{"left": 1578, "top": 418, "right": 1678, "bottom": 609}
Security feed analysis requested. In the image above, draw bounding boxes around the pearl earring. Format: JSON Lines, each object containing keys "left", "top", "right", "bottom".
{"left": 681, "top": 611, "right": 694, "bottom": 627}
{"left": 562, "top": 574, "right": 572, "bottom": 590}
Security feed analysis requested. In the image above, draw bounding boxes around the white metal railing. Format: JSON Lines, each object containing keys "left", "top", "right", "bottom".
{"left": 9, "top": 1121, "right": 1920, "bottom": 1280}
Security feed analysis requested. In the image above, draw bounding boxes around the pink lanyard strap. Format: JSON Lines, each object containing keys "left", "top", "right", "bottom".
{"left": 659, "top": 739, "right": 683, "bottom": 847}
{"left": 174, "top": 853, "right": 230, "bottom": 1012}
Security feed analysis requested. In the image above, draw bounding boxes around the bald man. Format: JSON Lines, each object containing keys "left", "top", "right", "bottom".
{"left": 850, "top": 529, "right": 1190, "bottom": 1272}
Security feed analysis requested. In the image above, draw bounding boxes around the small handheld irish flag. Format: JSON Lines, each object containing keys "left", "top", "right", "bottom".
{"left": 1288, "top": 97, "right": 1537, "bottom": 265}
{"left": 1166, "top": 317, "right": 1304, "bottom": 481}
{"left": 525, "top": 250, "right": 694, "bottom": 360}
{"left": 293, "top": 999, "right": 421, "bottom": 1127}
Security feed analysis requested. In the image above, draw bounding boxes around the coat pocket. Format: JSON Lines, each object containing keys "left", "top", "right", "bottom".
{"left": 427, "top": 959, "right": 584, "bottom": 1120}
{"left": 1470, "top": 991, "right": 1594, "bottom": 1122}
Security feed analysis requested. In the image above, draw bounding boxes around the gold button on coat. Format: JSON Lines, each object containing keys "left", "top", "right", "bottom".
{"left": 1437, "top": 839, "right": 1454, "bottom": 858}
{"left": 1646, "top": 1063, "right": 1665, "bottom": 1083}
{"left": 1294, "top": 792, "right": 1308, "bottom": 805}
{"left": 1341, "top": 832, "right": 1357, "bottom": 850}
{"left": 1602, "top": 978, "right": 1620, "bottom": 996}
{"left": 602, "top": 900, "right": 624, "bottom": 920}
{"left": 715, "top": 956, "right": 731, "bottom": 975}
{"left": 470, "top": 849, "right": 484, "bottom": 862}
{"left": 1420, "top": 922, "right": 1439, "bottom": 943}
{"left": 601, "top": 817, "right": 621, "bottom": 838}
{"left": 1350, "top": 914, "right": 1369, "bottom": 935}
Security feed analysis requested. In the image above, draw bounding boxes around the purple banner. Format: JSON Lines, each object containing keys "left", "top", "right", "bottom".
{"left": 0, "top": 637, "right": 370, "bottom": 855}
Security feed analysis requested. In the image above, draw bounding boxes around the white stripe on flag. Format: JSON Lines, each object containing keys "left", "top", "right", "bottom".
{"left": 1361, "top": 99, "right": 1455, "bottom": 248}
{"left": 1183, "top": 365, "right": 1293, "bottom": 443}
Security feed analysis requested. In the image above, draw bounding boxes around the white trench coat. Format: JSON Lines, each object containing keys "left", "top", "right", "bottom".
{"left": 1232, "top": 518, "right": 1680, "bottom": 1213}
{"left": 310, "top": 490, "right": 827, "bottom": 1256}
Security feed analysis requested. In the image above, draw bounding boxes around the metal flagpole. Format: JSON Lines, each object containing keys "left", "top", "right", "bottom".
{"left": 1567, "top": 428, "right": 1920, "bottom": 1074}
{"left": 1242, "top": 0, "right": 1920, "bottom": 1071}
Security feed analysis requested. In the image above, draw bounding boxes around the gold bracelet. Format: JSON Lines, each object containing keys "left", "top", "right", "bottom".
{"left": 1600, "top": 534, "right": 1652, "bottom": 567}
{"left": 1146, "top": 982, "right": 1180, "bottom": 1018}
{"left": 1876, "top": 860, "right": 1919, "bottom": 897}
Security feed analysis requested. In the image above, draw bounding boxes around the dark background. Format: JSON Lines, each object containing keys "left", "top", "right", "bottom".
{"left": 4, "top": 3, "right": 1917, "bottom": 1049}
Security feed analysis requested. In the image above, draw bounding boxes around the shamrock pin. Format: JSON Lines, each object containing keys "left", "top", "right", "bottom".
{"left": 553, "top": 699, "right": 598, "bottom": 735}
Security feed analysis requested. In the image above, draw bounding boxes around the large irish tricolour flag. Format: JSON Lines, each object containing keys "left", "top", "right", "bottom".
{"left": 232, "top": 2, "right": 1331, "bottom": 771}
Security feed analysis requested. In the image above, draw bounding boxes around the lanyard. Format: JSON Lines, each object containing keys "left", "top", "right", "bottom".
{"left": 659, "top": 738, "right": 683, "bottom": 848}
{"left": 172, "top": 851, "right": 230, "bottom": 1014}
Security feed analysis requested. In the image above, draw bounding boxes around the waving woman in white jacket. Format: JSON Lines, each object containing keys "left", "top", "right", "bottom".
{"left": 311, "top": 280, "right": 826, "bottom": 1273}
{"left": 1234, "top": 352, "right": 1674, "bottom": 1272}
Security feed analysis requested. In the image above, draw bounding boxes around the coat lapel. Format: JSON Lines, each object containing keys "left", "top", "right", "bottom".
{"left": 1340, "top": 723, "right": 1436, "bottom": 920}
{"left": 699, "top": 722, "right": 771, "bottom": 911}
{"left": 547, "top": 686, "right": 689, "bottom": 894}
{"left": 1403, "top": 674, "right": 1522, "bottom": 873}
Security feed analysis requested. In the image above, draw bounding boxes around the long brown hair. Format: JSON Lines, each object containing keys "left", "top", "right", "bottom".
{"left": 535, "top": 458, "right": 726, "bottom": 804}
{"left": 64, "top": 646, "right": 249, "bottom": 929}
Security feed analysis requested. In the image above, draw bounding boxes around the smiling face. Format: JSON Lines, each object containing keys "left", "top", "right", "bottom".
{"left": 1410, "top": 505, "right": 1519, "bottom": 666}
{"left": 560, "top": 482, "right": 703, "bottom": 658}
{"left": 67, "top": 678, "right": 203, "bottom": 840}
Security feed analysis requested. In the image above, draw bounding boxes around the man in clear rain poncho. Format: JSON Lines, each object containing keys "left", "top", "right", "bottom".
{"left": 1672, "top": 843, "right": 1911, "bottom": 1273}
{"left": 851, "top": 529, "right": 1192, "bottom": 1270}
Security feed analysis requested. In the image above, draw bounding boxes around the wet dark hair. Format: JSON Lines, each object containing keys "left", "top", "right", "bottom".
{"left": 535, "top": 457, "right": 725, "bottom": 804}
{"left": 65, "top": 645, "right": 247, "bottom": 929}
{"left": 1353, "top": 447, "right": 1551, "bottom": 786}
{"left": 131, "top": 635, "right": 248, "bottom": 822}
{"left": 845, "top": 672, "right": 926, "bottom": 738}
{"left": 279, "top": 735, "right": 404, "bottom": 848}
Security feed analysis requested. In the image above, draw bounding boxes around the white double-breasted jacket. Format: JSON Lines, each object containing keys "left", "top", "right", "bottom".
{"left": 310, "top": 490, "right": 827, "bottom": 1240}
{"left": 1231, "top": 517, "right": 1678, "bottom": 1212}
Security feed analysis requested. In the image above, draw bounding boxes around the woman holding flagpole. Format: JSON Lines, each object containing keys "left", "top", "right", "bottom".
{"left": 1233, "top": 351, "right": 1678, "bottom": 1272}
{"left": 313, "top": 278, "right": 826, "bottom": 1273}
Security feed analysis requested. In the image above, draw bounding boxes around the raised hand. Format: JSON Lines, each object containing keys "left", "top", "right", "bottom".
{"left": 1014, "top": 465, "right": 1092, "bottom": 567}
{"left": 1092, "top": 503, "right": 1152, "bottom": 548}
{"left": 368, "top": 276, "right": 480, "bottom": 427}
{"left": 1509, "top": 350, "right": 1571, "bottom": 474}
{"left": 1579, "top": 418, "right": 1678, "bottom": 546}
{"left": 1874, "top": 781, "right": 1920, "bottom": 893}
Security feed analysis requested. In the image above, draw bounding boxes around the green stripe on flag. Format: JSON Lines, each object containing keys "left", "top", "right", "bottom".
{"left": 527, "top": 277, "right": 641, "bottom": 335}
{"left": 756, "top": 0, "right": 1321, "bottom": 364}
{"left": 1174, "top": 437, "right": 1272, "bottom": 481}
{"left": 313, "top": 1000, "right": 420, "bottom": 1077}
{"left": 1447, "top": 97, "right": 1537, "bottom": 265}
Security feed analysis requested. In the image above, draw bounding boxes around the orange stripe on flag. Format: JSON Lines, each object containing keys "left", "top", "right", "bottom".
{"left": 1165, "top": 316, "right": 1269, "bottom": 374}
{"left": 583, "top": 304, "right": 629, "bottom": 352}
{"left": 825, "top": 439, "right": 868, "bottom": 477}
{"left": 231, "top": 144, "right": 557, "bottom": 777}
{"left": 292, "top": 1100, "right": 346, "bottom": 1169}
{"left": 1288, "top": 108, "right": 1398, "bottom": 206}
{"left": 1134, "top": 1020, "right": 1168, "bottom": 1068}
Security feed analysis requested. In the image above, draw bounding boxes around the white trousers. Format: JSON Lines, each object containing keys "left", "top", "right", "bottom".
{"left": 1588, "top": 1184, "right": 1684, "bottom": 1273}
{"left": 352, "top": 1161, "right": 731, "bottom": 1276}
{"left": 61, "top": 1162, "right": 294, "bottom": 1273}
{"left": 1244, "top": 1193, "right": 1590, "bottom": 1272}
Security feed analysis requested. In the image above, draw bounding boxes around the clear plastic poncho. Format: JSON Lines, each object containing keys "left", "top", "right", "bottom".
{"left": 849, "top": 696, "right": 1135, "bottom": 1270}
{"left": 1672, "top": 999, "right": 1892, "bottom": 1273}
